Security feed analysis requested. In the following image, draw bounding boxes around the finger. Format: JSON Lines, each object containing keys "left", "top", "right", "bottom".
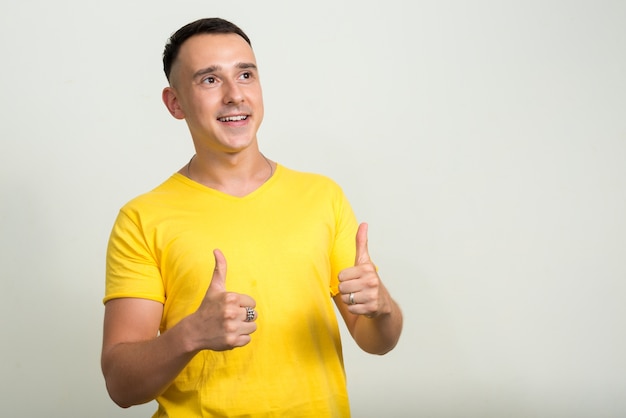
{"left": 355, "top": 222, "right": 371, "bottom": 265}
{"left": 207, "top": 249, "right": 227, "bottom": 293}
{"left": 239, "top": 294, "right": 256, "bottom": 309}
{"left": 238, "top": 293, "right": 257, "bottom": 322}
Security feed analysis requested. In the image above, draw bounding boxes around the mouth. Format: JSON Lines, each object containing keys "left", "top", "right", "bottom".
{"left": 218, "top": 115, "right": 248, "bottom": 122}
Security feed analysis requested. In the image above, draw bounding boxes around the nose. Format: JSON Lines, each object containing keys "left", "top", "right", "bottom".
{"left": 222, "top": 79, "right": 244, "bottom": 105}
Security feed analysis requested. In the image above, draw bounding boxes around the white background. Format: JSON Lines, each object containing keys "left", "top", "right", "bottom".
{"left": 1, "top": 1, "right": 625, "bottom": 417}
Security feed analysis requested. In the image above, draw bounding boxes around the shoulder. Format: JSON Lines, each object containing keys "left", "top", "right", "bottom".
{"left": 277, "top": 164, "right": 343, "bottom": 192}
{"left": 118, "top": 175, "right": 186, "bottom": 216}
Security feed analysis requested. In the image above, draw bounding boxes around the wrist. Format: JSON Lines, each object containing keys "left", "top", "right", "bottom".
{"left": 174, "top": 314, "right": 203, "bottom": 355}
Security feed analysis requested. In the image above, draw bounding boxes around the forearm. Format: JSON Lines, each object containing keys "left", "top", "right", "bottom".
{"left": 102, "top": 318, "right": 197, "bottom": 407}
{"left": 352, "top": 299, "right": 403, "bottom": 355}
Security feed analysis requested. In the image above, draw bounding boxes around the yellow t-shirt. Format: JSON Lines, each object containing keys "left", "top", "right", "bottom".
{"left": 105, "top": 165, "right": 358, "bottom": 417}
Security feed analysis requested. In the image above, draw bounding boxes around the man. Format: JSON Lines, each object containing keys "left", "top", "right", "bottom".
{"left": 101, "top": 17, "right": 403, "bottom": 417}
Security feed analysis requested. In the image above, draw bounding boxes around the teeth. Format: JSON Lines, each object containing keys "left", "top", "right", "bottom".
{"left": 219, "top": 115, "right": 247, "bottom": 122}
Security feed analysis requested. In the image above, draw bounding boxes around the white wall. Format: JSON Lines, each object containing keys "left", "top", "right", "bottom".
{"left": 1, "top": 1, "right": 625, "bottom": 417}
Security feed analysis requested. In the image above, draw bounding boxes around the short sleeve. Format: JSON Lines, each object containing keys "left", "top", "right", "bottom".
{"left": 328, "top": 187, "right": 359, "bottom": 296}
{"left": 103, "top": 209, "right": 165, "bottom": 304}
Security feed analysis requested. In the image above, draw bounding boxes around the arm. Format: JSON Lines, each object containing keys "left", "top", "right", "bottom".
{"left": 334, "top": 223, "right": 403, "bottom": 354}
{"left": 101, "top": 250, "right": 257, "bottom": 407}
{"left": 101, "top": 298, "right": 197, "bottom": 407}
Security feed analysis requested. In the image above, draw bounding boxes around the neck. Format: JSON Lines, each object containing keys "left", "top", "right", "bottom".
{"left": 182, "top": 151, "right": 274, "bottom": 197}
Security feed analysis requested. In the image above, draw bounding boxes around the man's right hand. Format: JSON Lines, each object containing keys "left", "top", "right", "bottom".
{"left": 189, "top": 249, "right": 257, "bottom": 351}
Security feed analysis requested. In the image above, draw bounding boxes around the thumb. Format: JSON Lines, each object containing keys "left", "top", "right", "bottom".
{"left": 355, "top": 222, "right": 371, "bottom": 265}
{"left": 207, "top": 249, "right": 227, "bottom": 293}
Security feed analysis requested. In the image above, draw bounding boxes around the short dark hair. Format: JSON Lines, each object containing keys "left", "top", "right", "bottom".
{"left": 163, "top": 18, "right": 252, "bottom": 82}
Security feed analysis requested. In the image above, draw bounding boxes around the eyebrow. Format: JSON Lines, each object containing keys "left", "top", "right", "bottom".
{"left": 193, "top": 62, "right": 258, "bottom": 79}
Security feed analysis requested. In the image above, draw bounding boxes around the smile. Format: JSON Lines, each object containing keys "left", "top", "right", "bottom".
{"left": 218, "top": 115, "right": 248, "bottom": 122}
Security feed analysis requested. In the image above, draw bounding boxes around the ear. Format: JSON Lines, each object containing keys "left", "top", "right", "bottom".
{"left": 162, "top": 87, "right": 185, "bottom": 120}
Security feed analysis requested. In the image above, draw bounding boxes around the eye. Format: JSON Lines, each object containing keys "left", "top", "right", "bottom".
{"left": 202, "top": 76, "right": 216, "bottom": 84}
{"left": 239, "top": 72, "right": 252, "bottom": 80}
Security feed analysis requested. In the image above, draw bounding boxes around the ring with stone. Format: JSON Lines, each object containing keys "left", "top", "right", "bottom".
{"left": 244, "top": 306, "right": 256, "bottom": 322}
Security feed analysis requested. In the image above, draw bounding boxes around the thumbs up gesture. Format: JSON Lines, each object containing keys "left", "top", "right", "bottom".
{"left": 338, "top": 223, "right": 392, "bottom": 318}
{"left": 190, "top": 249, "right": 257, "bottom": 351}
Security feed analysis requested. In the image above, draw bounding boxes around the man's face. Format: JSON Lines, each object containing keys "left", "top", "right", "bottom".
{"left": 164, "top": 33, "right": 264, "bottom": 154}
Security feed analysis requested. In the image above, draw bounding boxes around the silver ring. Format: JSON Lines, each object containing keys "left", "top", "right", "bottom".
{"left": 244, "top": 306, "right": 256, "bottom": 322}
{"left": 349, "top": 292, "right": 355, "bottom": 305}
